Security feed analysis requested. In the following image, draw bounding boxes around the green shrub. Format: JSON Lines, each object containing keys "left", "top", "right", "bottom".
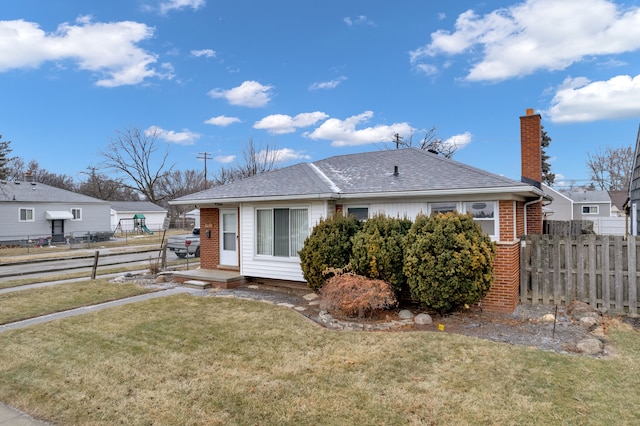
{"left": 403, "top": 212, "right": 496, "bottom": 314}
{"left": 350, "top": 214, "right": 412, "bottom": 294}
{"left": 298, "top": 214, "right": 362, "bottom": 291}
{"left": 319, "top": 273, "right": 397, "bottom": 318}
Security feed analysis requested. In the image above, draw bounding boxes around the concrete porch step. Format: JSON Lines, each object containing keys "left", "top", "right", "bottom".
{"left": 183, "top": 280, "right": 212, "bottom": 290}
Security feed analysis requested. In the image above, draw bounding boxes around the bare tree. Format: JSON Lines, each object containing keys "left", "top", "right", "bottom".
{"left": 7, "top": 159, "right": 76, "bottom": 190}
{"left": 77, "top": 167, "right": 140, "bottom": 201}
{"left": 390, "top": 127, "right": 458, "bottom": 158}
{"left": 157, "top": 169, "right": 205, "bottom": 213}
{"left": 586, "top": 145, "right": 633, "bottom": 191}
{"left": 212, "top": 139, "right": 280, "bottom": 186}
{"left": 100, "top": 127, "right": 174, "bottom": 204}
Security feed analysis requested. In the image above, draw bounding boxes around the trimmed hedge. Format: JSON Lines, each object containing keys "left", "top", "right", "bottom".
{"left": 403, "top": 212, "right": 496, "bottom": 314}
{"left": 298, "top": 214, "right": 362, "bottom": 291}
{"left": 350, "top": 214, "right": 412, "bottom": 295}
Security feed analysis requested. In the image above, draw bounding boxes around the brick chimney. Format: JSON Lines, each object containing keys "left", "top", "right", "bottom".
{"left": 520, "top": 108, "right": 542, "bottom": 188}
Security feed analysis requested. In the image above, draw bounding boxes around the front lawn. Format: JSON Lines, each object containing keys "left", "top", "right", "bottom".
{"left": 0, "top": 280, "right": 155, "bottom": 325}
{"left": 0, "top": 295, "right": 638, "bottom": 425}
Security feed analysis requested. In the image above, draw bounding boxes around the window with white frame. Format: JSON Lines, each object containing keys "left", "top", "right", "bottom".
{"left": 256, "top": 208, "right": 309, "bottom": 257}
{"left": 465, "top": 202, "right": 495, "bottom": 236}
{"left": 428, "top": 201, "right": 498, "bottom": 239}
{"left": 582, "top": 205, "right": 598, "bottom": 215}
{"left": 346, "top": 206, "right": 369, "bottom": 221}
{"left": 71, "top": 208, "right": 82, "bottom": 220}
{"left": 19, "top": 208, "right": 34, "bottom": 222}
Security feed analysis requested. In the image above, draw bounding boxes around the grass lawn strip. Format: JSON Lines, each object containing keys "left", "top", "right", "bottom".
{"left": 0, "top": 279, "right": 155, "bottom": 325}
{"left": 0, "top": 294, "right": 638, "bottom": 425}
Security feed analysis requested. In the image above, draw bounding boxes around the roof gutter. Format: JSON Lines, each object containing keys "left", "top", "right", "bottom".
{"left": 169, "top": 185, "right": 546, "bottom": 206}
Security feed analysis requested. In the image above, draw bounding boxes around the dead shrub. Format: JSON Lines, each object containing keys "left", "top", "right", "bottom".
{"left": 319, "top": 273, "right": 397, "bottom": 319}
{"left": 148, "top": 256, "right": 161, "bottom": 275}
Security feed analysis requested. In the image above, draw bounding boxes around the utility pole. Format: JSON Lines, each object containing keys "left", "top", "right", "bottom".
{"left": 197, "top": 152, "right": 213, "bottom": 189}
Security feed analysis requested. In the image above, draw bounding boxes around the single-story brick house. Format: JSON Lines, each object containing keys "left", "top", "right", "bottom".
{"left": 171, "top": 110, "right": 549, "bottom": 313}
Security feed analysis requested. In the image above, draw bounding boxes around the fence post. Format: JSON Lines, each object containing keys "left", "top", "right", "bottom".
{"left": 91, "top": 250, "right": 100, "bottom": 280}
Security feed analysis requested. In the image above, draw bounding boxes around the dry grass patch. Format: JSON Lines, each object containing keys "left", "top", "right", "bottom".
{"left": 0, "top": 280, "right": 155, "bottom": 324}
{"left": 0, "top": 295, "right": 638, "bottom": 425}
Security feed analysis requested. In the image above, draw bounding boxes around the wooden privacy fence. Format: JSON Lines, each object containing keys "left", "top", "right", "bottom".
{"left": 520, "top": 235, "right": 639, "bottom": 314}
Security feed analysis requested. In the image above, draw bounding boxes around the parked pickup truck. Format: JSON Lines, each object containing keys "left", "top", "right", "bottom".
{"left": 167, "top": 228, "right": 200, "bottom": 258}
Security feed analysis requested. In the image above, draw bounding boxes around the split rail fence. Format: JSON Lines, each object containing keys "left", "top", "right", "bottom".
{"left": 520, "top": 235, "right": 639, "bottom": 314}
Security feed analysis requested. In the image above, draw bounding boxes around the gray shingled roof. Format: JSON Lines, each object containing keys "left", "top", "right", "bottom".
{"left": 0, "top": 180, "right": 108, "bottom": 204}
{"left": 563, "top": 190, "right": 611, "bottom": 203}
{"left": 173, "top": 148, "right": 536, "bottom": 203}
{"left": 111, "top": 201, "right": 167, "bottom": 213}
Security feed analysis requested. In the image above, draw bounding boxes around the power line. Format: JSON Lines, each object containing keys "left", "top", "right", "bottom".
{"left": 197, "top": 152, "right": 213, "bottom": 189}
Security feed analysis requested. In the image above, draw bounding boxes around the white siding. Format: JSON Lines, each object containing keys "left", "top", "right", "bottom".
{"left": 240, "top": 201, "right": 327, "bottom": 282}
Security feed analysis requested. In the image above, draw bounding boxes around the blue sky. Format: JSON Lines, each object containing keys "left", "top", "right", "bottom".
{"left": 2, "top": 0, "right": 640, "bottom": 190}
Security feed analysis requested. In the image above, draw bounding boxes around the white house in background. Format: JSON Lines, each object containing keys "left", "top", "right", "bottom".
{"left": 186, "top": 209, "right": 200, "bottom": 228}
{"left": 0, "top": 179, "right": 111, "bottom": 244}
{"left": 541, "top": 184, "right": 574, "bottom": 221}
{"left": 110, "top": 201, "right": 167, "bottom": 233}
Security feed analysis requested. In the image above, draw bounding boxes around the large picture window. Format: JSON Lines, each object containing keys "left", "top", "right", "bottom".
{"left": 256, "top": 208, "right": 309, "bottom": 257}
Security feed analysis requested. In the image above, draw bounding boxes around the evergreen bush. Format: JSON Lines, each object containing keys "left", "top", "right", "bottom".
{"left": 403, "top": 212, "right": 496, "bottom": 314}
{"left": 298, "top": 213, "right": 362, "bottom": 291}
{"left": 350, "top": 214, "right": 412, "bottom": 294}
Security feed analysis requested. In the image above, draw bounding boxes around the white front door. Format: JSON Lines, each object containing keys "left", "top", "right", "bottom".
{"left": 220, "top": 209, "right": 238, "bottom": 267}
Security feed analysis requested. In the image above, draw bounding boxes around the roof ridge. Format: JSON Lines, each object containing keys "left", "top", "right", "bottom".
{"left": 307, "top": 162, "right": 341, "bottom": 193}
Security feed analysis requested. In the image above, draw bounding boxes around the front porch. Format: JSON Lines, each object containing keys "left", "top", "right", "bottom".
{"left": 169, "top": 268, "right": 245, "bottom": 290}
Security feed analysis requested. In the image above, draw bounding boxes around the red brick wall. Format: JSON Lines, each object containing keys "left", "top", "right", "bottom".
{"left": 481, "top": 200, "right": 520, "bottom": 313}
{"left": 199, "top": 208, "right": 219, "bottom": 269}
{"left": 520, "top": 110, "right": 542, "bottom": 185}
{"left": 482, "top": 242, "right": 520, "bottom": 313}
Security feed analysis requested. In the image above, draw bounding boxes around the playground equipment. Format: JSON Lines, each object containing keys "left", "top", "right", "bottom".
{"left": 114, "top": 213, "right": 154, "bottom": 234}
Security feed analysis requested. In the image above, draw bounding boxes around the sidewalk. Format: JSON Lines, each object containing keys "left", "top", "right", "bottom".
{"left": 0, "top": 403, "right": 50, "bottom": 425}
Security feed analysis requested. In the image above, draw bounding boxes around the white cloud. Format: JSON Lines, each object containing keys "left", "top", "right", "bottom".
{"left": 343, "top": 16, "right": 375, "bottom": 26}
{"left": 253, "top": 112, "right": 329, "bottom": 134}
{"left": 442, "top": 132, "right": 472, "bottom": 150}
{"left": 208, "top": 80, "right": 274, "bottom": 107}
{"left": 215, "top": 155, "right": 236, "bottom": 163}
{"left": 191, "top": 49, "right": 216, "bottom": 58}
{"left": 306, "top": 111, "right": 413, "bottom": 147}
{"left": 272, "top": 148, "right": 311, "bottom": 163}
{"left": 204, "top": 115, "right": 241, "bottom": 126}
{"left": 309, "top": 76, "right": 347, "bottom": 90}
{"left": 411, "top": 0, "right": 640, "bottom": 82}
{"left": 0, "top": 17, "right": 166, "bottom": 87}
{"left": 547, "top": 75, "right": 640, "bottom": 123}
{"left": 159, "top": 0, "right": 205, "bottom": 15}
{"left": 145, "top": 125, "right": 200, "bottom": 145}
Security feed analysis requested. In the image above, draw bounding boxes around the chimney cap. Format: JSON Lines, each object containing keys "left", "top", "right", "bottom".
{"left": 526, "top": 108, "right": 535, "bottom": 115}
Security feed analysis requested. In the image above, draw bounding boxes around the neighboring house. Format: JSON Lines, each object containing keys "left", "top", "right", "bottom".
{"left": 630, "top": 125, "right": 640, "bottom": 236}
{"left": 185, "top": 209, "right": 200, "bottom": 228}
{"left": 608, "top": 190, "right": 628, "bottom": 218}
{"left": 171, "top": 109, "right": 549, "bottom": 314}
{"left": 111, "top": 201, "right": 167, "bottom": 232}
{"left": 0, "top": 178, "right": 111, "bottom": 244}
{"left": 562, "top": 190, "right": 612, "bottom": 219}
{"left": 541, "top": 184, "right": 573, "bottom": 221}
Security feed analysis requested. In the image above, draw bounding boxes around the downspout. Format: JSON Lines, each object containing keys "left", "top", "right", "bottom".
{"left": 523, "top": 195, "right": 544, "bottom": 235}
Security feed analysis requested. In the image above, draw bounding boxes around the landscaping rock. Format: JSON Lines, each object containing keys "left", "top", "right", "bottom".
{"left": 567, "top": 301, "right": 600, "bottom": 320}
{"left": 576, "top": 338, "right": 603, "bottom": 354}
{"left": 541, "top": 313, "right": 556, "bottom": 323}
{"left": 398, "top": 309, "right": 414, "bottom": 320}
{"left": 579, "top": 316, "right": 600, "bottom": 330}
{"left": 414, "top": 313, "right": 433, "bottom": 325}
